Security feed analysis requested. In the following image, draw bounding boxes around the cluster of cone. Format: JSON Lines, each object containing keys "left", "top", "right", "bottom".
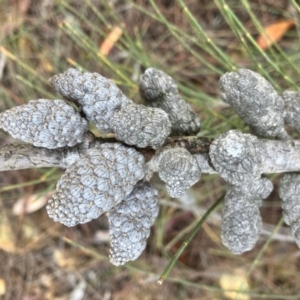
{"left": 215, "top": 69, "right": 300, "bottom": 254}
{"left": 4, "top": 66, "right": 300, "bottom": 260}
{"left": 0, "top": 67, "right": 201, "bottom": 265}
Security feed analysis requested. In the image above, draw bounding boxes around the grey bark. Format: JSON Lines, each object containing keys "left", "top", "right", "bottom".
{"left": 2, "top": 133, "right": 300, "bottom": 176}
{"left": 0, "top": 137, "right": 105, "bottom": 170}
{"left": 259, "top": 139, "right": 300, "bottom": 173}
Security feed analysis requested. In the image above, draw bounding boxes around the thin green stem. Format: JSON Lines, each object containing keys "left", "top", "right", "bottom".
{"left": 176, "top": 0, "right": 236, "bottom": 71}
{"left": 240, "top": 0, "right": 300, "bottom": 79}
{"left": 0, "top": 178, "right": 57, "bottom": 192}
{"left": 232, "top": 218, "right": 284, "bottom": 298}
{"left": 247, "top": 218, "right": 284, "bottom": 277}
{"left": 290, "top": 0, "right": 300, "bottom": 14}
{"left": 64, "top": 222, "right": 299, "bottom": 298}
{"left": 164, "top": 218, "right": 199, "bottom": 252}
{"left": 158, "top": 194, "right": 224, "bottom": 285}
{"left": 16, "top": 75, "right": 54, "bottom": 99}
{"left": 148, "top": 0, "right": 223, "bottom": 75}
{"left": 215, "top": 0, "right": 297, "bottom": 88}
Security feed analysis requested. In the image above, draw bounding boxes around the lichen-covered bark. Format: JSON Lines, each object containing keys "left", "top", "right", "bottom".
{"left": 0, "top": 135, "right": 211, "bottom": 171}
{"left": 0, "top": 143, "right": 74, "bottom": 170}
{"left": 259, "top": 139, "right": 300, "bottom": 173}
{"left": 2, "top": 133, "right": 300, "bottom": 177}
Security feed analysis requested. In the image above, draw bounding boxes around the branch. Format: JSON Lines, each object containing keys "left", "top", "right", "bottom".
{"left": 0, "top": 136, "right": 104, "bottom": 171}
{"left": 0, "top": 135, "right": 210, "bottom": 171}
{"left": 2, "top": 133, "right": 300, "bottom": 176}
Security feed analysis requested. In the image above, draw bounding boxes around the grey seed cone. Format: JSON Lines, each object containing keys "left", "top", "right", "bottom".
{"left": 49, "top": 68, "right": 132, "bottom": 132}
{"left": 209, "top": 130, "right": 263, "bottom": 185}
{"left": 0, "top": 99, "right": 88, "bottom": 149}
{"left": 46, "top": 143, "right": 145, "bottom": 227}
{"left": 282, "top": 90, "right": 300, "bottom": 134}
{"left": 110, "top": 104, "right": 171, "bottom": 149}
{"left": 157, "top": 147, "right": 201, "bottom": 197}
{"left": 108, "top": 182, "right": 159, "bottom": 266}
{"left": 221, "top": 178, "right": 272, "bottom": 254}
{"left": 279, "top": 173, "right": 300, "bottom": 248}
{"left": 219, "top": 69, "right": 289, "bottom": 139}
{"left": 139, "top": 68, "right": 201, "bottom": 136}
{"left": 221, "top": 195, "right": 262, "bottom": 255}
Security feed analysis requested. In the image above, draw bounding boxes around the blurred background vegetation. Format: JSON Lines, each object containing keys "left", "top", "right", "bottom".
{"left": 1, "top": 0, "right": 300, "bottom": 299}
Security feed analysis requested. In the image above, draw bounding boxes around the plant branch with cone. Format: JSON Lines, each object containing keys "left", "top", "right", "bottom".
{"left": 1, "top": 67, "right": 300, "bottom": 270}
